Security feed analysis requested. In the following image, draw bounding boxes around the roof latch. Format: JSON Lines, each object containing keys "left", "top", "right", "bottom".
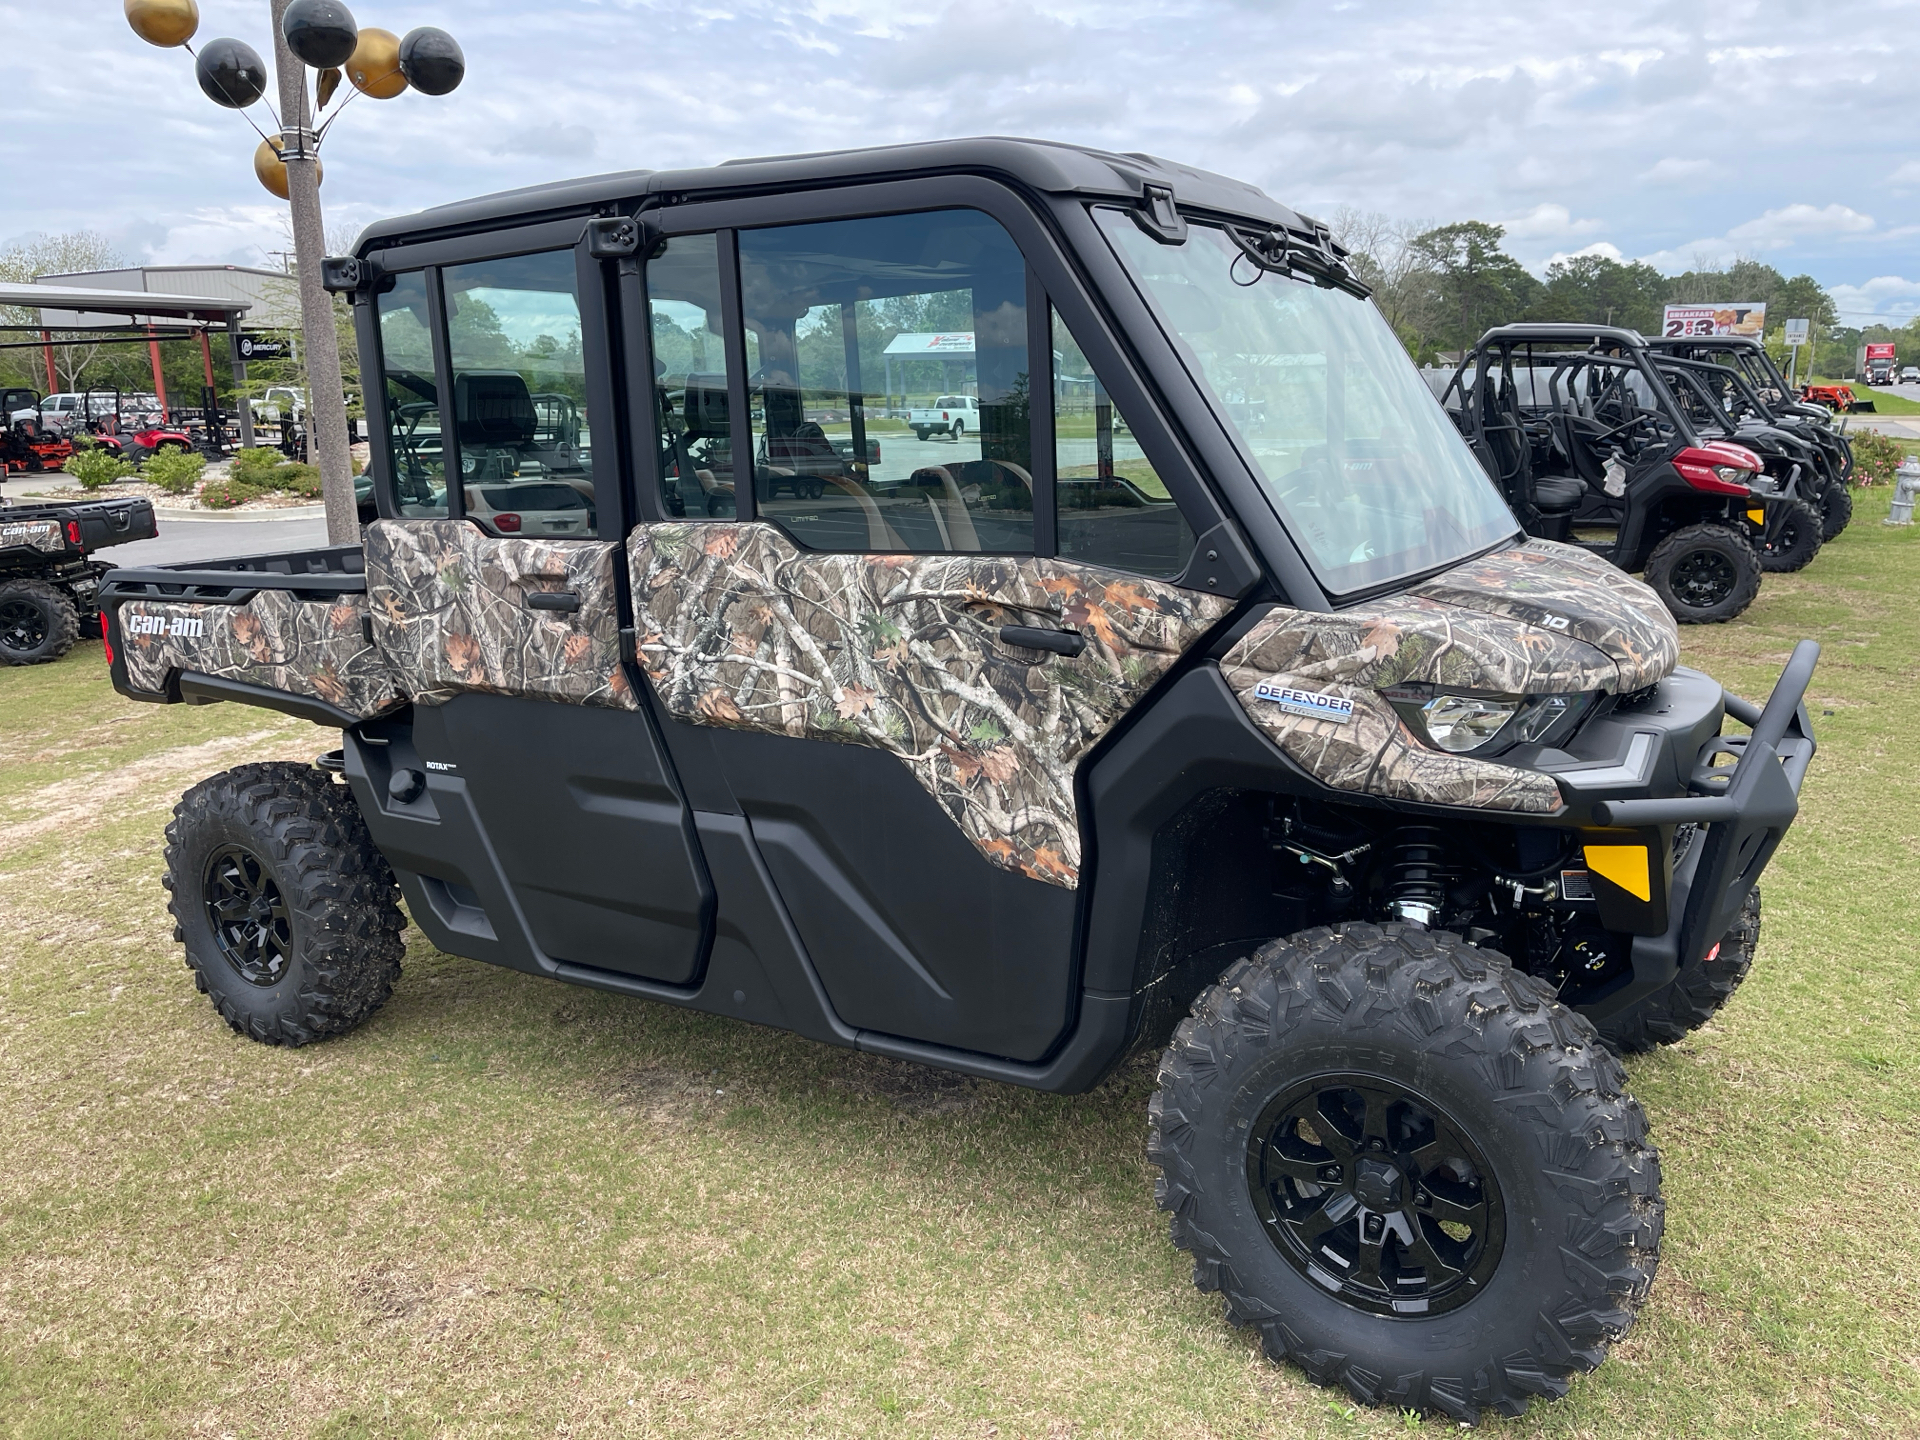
{"left": 588, "top": 215, "right": 652, "bottom": 259}
{"left": 1132, "top": 184, "right": 1188, "bottom": 245}
{"left": 320, "top": 256, "right": 364, "bottom": 295}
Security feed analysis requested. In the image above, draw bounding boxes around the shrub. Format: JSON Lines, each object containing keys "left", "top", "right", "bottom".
{"left": 1849, "top": 428, "right": 1905, "bottom": 487}
{"left": 65, "top": 447, "right": 135, "bottom": 490}
{"left": 262, "top": 462, "right": 322, "bottom": 496}
{"left": 229, "top": 447, "right": 287, "bottom": 482}
{"left": 196, "top": 478, "right": 265, "bottom": 510}
{"left": 142, "top": 448, "right": 207, "bottom": 495}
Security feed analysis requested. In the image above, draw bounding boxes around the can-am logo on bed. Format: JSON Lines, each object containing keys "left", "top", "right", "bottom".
{"left": 126, "top": 613, "right": 205, "bottom": 639}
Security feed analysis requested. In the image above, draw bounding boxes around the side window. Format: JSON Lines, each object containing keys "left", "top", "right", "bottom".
{"left": 376, "top": 272, "right": 448, "bottom": 519}
{"left": 442, "top": 250, "right": 597, "bottom": 539}
{"left": 647, "top": 235, "right": 736, "bottom": 519}
{"left": 737, "top": 209, "right": 1034, "bottom": 554}
{"left": 1051, "top": 309, "right": 1195, "bottom": 577}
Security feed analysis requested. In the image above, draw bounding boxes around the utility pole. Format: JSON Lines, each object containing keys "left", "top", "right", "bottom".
{"left": 269, "top": 0, "right": 357, "bottom": 544}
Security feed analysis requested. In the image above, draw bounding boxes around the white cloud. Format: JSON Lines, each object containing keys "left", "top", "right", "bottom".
{"left": 1641, "top": 157, "right": 1711, "bottom": 184}
{"left": 0, "top": 0, "right": 1913, "bottom": 305}
{"left": 1828, "top": 275, "right": 1920, "bottom": 325}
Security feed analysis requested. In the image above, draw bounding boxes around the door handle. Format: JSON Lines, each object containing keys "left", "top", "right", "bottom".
{"left": 999, "top": 625, "right": 1085, "bottom": 658}
{"left": 525, "top": 590, "right": 582, "bottom": 613}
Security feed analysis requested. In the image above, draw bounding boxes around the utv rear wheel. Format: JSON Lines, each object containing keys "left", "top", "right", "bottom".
{"left": 1643, "top": 524, "right": 1761, "bottom": 624}
{"left": 1816, "top": 480, "right": 1853, "bottom": 541}
{"left": 0, "top": 578, "right": 80, "bottom": 665}
{"left": 163, "top": 762, "right": 406, "bottom": 1046}
{"left": 1595, "top": 886, "right": 1761, "bottom": 1054}
{"left": 1759, "top": 498, "right": 1823, "bottom": 573}
{"left": 1149, "top": 925, "right": 1662, "bottom": 1422}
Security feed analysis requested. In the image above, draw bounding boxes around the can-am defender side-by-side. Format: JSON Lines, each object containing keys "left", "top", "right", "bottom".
{"left": 1, "top": 492, "right": 158, "bottom": 663}
{"left": 1438, "top": 324, "right": 1779, "bottom": 624}
{"left": 1648, "top": 355, "right": 1837, "bottom": 573}
{"left": 95, "top": 141, "right": 1818, "bottom": 1423}
{"left": 1645, "top": 334, "right": 1857, "bottom": 537}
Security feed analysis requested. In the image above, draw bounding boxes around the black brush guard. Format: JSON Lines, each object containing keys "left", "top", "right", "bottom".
{"left": 1581, "top": 640, "right": 1819, "bottom": 1024}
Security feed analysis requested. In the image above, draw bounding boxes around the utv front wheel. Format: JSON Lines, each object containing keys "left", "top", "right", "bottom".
{"left": 1816, "top": 480, "right": 1853, "bottom": 541}
{"left": 1759, "top": 497, "right": 1822, "bottom": 573}
{"left": 1596, "top": 886, "right": 1761, "bottom": 1054}
{"left": 164, "top": 762, "right": 406, "bottom": 1046}
{"left": 0, "top": 578, "right": 80, "bottom": 664}
{"left": 1149, "top": 925, "right": 1662, "bottom": 1422}
{"left": 1643, "top": 523, "right": 1761, "bottom": 624}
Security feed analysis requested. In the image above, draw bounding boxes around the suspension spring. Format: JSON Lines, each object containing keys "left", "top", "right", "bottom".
{"left": 1381, "top": 826, "right": 1454, "bottom": 929}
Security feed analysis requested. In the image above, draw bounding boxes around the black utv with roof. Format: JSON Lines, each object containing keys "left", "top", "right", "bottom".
{"left": 95, "top": 139, "right": 1818, "bottom": 1423}
{"left": 1, "top": 491, "right": 157, "bottom": 663}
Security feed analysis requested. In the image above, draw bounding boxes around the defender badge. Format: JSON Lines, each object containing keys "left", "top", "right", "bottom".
{"left": 1253, "top": 680, "right": 1355, "bottom": 724}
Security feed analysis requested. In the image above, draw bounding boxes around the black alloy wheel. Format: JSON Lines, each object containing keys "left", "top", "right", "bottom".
{"left": 1668, "top": 547, "right": 1738, "bottom": 608}
{"left": 203, "top": 842, "right": 293, "bottom": 986}
{"left": 1247, "top": 1074, "right": 1505, "bottom": 1318}
{"left": 0, "top": 595, "right": 50, "bottom": 654}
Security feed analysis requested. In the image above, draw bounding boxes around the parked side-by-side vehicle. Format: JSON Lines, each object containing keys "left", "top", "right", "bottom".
{"left": 97, "top": 140, "right": 1817, "bottom": 1422}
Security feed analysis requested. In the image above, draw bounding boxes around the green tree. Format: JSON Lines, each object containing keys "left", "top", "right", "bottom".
{"left": 1405, "top": 222, "right": 1540, "bottom": 353}
{"left": 1525, "top": 254, "right": 1668, "bottom": 334}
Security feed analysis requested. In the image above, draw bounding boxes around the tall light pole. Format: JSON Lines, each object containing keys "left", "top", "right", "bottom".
{"left": 125, "top": 0, "right": 465, "bottom": 545}
{"left": 268, "top": 0, "right": 355, "bottom": 542}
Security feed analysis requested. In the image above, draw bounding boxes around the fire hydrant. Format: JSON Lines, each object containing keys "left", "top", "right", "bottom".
{"left": 1889, "top": 456, "right": 1920, "bottom": 526}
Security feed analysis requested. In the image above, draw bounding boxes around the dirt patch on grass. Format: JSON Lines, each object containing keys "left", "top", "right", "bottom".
{"left": 828, "top": 1052, "right": 987, "bottom": 1117}
{"left": 0, "top": 724, "right": 309, "bottom": 854}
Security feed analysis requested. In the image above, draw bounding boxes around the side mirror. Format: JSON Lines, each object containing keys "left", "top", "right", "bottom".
{"left": 320, "top": 256, "right": 364, "bottom": 294}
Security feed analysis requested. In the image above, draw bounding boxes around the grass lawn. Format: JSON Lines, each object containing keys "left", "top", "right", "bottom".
{"left": 2, "top": 495, "right": 1918, "bottom": 1437}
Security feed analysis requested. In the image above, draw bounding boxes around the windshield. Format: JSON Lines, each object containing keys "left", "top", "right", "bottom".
{"left": 1098, "top": 210, "right": 1519, "bottom": 594}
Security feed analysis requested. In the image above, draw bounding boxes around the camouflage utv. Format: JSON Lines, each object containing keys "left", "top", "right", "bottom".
{"left": 98, "top": 140, "right": 1819, "bottom": 1423}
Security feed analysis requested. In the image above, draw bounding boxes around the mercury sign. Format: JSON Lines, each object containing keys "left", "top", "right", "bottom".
{"left": 237, "top": 336, "right": 286, "bottom": 360}
{"left": 1662, "top": 303, "right": 1767, "bottom": 338}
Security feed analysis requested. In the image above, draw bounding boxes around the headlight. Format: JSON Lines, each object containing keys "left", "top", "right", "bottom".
{"left": 1713, "top": 465, "right": 1750, "bottom": 485}
{"left": 1418, "top": 694, "right": 1521, "bottom": 751}
{"left": 1383, "top": 686, "right": 1592, "bottom": 756}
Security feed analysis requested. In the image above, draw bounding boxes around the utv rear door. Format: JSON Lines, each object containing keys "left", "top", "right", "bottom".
{"left": 358, "top": 231, "right": 712, "bottom": 984}
{"left": 627, "top": 188, "right": 1235, "bottom": 1060}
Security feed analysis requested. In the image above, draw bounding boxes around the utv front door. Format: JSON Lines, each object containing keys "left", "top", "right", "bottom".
{"left": 361, "top": 238, "right": 711, "bottom": 984}
{"left": 627, "top": 195, "right": 1233, "bottom": 1060}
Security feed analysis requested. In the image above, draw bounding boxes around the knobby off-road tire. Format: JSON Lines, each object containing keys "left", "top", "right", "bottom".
{"left": 1596, "top": 886, "right": 1762, "bottom": 1055}
{"left": 163, "top": 762, "right": 406, "bottom": 1046}
{"left": 0, "top": 578, "right": 80, "bottom": 665}
{"left": 1758, "top": 498, "right": 1823, "bottom": 574}
{"left": 1148, "top": 925, "right": 1662, "bottom": 1423}
{"left": 1643, "top": 523, "right": 1761, "bottom": 624}
{"left": 1816, "top": 479, "right": 1853, "bottom": 542}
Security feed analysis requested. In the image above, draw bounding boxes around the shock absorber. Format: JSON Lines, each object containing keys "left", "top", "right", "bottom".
{"left": 1381, "top": 826, "right": 1453, "bottom": 929}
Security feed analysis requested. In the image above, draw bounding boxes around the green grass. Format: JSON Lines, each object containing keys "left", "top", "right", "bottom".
{"left": 1849, "top": 385, "right": 1920, "bottom": 416}
{"left": 2, "top": 497, "right": 1919, "bottom": 1436}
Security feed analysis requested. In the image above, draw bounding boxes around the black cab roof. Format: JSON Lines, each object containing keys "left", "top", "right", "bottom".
{"left": 354, "top": 136, "right": 1310, "bottom": 255}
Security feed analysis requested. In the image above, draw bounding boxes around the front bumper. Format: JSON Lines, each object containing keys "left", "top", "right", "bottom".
{"left": 1551, "top": 641, "right": 1819, "bottom": 1027}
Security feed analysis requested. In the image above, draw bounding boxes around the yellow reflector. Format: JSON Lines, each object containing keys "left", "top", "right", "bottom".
{"left": 1584, "top": 844, "right": 1651, "bottom": 902}
{"left": 1748, "top": 508, "right": 1766, "bottom": 524}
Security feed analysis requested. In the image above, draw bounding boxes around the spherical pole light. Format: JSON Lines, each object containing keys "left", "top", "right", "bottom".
{"left": 346, "top": 28, "right": 408, "bottom": 99}
{"left": 398, "top": 27, "right": 464, "bottom": 96}
{"left": 195, "top": 38, "right": 268, "bottom": 110}
{"left": 280, "top": 0, "right": 359, "bottom": 68}
{"left": 124, "top": 0, "right": 198, "bottom": 48}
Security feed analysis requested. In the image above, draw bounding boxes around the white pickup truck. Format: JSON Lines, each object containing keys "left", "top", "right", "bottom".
{"left": 909, "top": 394, "right": 978, "bottom": 442}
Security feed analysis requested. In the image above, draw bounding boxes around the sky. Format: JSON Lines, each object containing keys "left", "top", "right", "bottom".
{"left": 4, "top": 0, "right": 1918, "bottom": 324}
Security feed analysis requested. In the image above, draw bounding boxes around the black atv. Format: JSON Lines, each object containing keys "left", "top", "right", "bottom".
{"left": 1440, "top": 324, "right": 1777, "bottom": 623}
{"left": 95, "top": 139, "right": 1818, "bottom": 1423}
{"left": 1649, "top": 355, "right": 1838, "bottom": 573}
{"left": 1645, "top": 335, "right": 1855, "bottom": 540}
{"left": 1, "top": 492, "right": 158, "bottom": 663}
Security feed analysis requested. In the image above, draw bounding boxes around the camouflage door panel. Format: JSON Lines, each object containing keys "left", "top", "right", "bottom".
{"left": 1408, "top": 539, "right": 1680, "bottom": 693}
{"left": 1, "top": 519, "right": 65, "bottom": 556}
{"left": 120, "top": 591, "right": 405, "bottom": 720}
{"left": 627, "top": 521, "right": 1234, "bottom": 888}
{"left": 364, "top": 519, "right": 636, "bottom": 710}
